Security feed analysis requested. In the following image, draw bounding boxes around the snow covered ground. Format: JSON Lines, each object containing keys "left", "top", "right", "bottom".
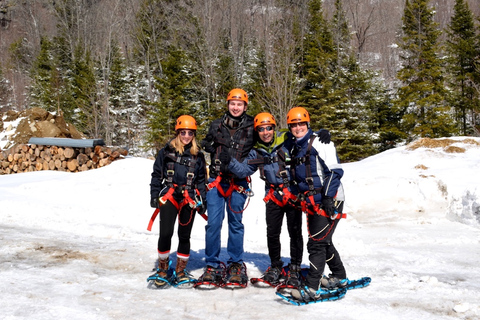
{"left": 1, "top": 137, "right": 479, "bottom": 320}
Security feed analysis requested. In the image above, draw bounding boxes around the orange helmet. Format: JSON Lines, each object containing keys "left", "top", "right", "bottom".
{"left": 227, "top": 88, "right": 248, "bottom": 105}
{"left": 286, "top": 107, "right": 310, "bottom": 124}
{"left": 175, "top": 115, "right": 197, "bottom": 131}
{"left": 254, "top": 112, "right": 276, "bottom": 129}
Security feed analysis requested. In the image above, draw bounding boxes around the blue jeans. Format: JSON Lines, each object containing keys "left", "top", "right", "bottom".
{"left": 205, "top": 178, "right": 248, "bottom": 267}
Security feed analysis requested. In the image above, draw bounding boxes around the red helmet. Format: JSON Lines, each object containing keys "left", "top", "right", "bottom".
{"left": 286, "top": 107, "right": 310, "bottom": 124}
{"left": 227, "top": 88, "right": 248, "bottom": 105}
{"left": 175, "top": 115, "right": 197, "bottom": 131}
{"left": 254, "top": 112, "right": 276, "bottom": 129}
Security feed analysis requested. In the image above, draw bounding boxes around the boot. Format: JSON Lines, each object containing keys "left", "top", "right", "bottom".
{"left": 286, "top": 264, "right": 302, "bottom": 287}
{"left": 175, "top": 257, "right": 189, "bottom": 281}
{"left": 153, "top": 256, "right": 171, "bottom": 287}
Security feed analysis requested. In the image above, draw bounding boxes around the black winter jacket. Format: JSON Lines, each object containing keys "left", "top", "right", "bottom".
{"left": 201, "top": 112, "right": 255, "bottom": 179}
{"left": 150, "top": 141, "right": 207, "bottom": 202}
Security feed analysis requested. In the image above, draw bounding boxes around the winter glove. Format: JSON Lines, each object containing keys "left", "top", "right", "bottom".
{"left": 322, "top": 196, "right": 335, "bottom": 218}
{"left": 150, "top": 197, "right": 160, "bottom": 209}
{"left": 218, "top": 150, "right": 231, "bottom": 165}
{"left": 201, "top": 134, "right": 216, "bottom": 154}
{"left": 317, "top": 129, "right": 331, "bottom": 144}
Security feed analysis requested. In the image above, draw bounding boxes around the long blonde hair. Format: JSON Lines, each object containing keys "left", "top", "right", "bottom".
{"left": 169, "top": 133, "right": 200, "bottom": 156}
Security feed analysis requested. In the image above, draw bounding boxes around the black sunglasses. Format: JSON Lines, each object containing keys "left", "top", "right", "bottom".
{"left": 179, "top": 130, "right": 195, "bottom": 137}
{"left": 257, "top": 126, "right": 274, "bottom": 133}
{"left": 289, "top": 122, "right": 307, "bottom": 128}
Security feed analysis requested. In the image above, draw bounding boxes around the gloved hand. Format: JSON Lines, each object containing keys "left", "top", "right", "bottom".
{"left": 201, "top": 134, "right": 216, "bottom": 154}
{"left": 322, "top": 196, "right": 335, "bottom": 218}
{"left": 197, "top": 202, "right": 207, "bottom": 216}
{"left": 317, "top": 129, "right": 331, "bottom": 144}
{"left": 218, "top": 150, "right": 231, "bottom": 165}
{"left": 150, "top": 197, "right": 160, "bottom": 209}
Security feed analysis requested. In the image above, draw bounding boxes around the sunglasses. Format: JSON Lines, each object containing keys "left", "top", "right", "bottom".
{"left": 289, "top": 122, "right": 307, "bottom": 128}
{"left": 179, "top": 130, "right": 195, "bottom": 137}
{"left": 257, "top": 126, "right": 274, "bottom": 133}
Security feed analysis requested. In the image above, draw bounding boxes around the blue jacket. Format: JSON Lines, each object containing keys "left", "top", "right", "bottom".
{"left": 286, "top": 129, "right": 344, "bottom": 204}
{"left": 227, "top": 131, "right": 298, "bottom": 196}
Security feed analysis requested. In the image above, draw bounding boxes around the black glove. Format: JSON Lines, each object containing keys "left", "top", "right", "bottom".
{"left": 197, "top": 201, "right": 207, "bottom": 216}
{"left": 218, "top": 150, "right": 231, "bottom": 165}
{"left": 322, "top": 196, "right": 335, "bottom": 218}
{"left": 317, "top": 129, "right": 331, "bottom": 144}
{"left": 201, "top": 134, "right": 216, "bottom": 154}
{"left": 150, "top": 197, "right": 160, "bottom": 209}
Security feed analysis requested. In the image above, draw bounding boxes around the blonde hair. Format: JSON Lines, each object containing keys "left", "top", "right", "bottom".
{"left": 170, "top": 133, "right": 200, "bottom": 156}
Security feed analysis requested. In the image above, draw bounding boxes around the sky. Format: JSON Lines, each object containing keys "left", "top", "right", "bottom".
{"left": 1, "top": 136, "right": 480, "bottom": 320}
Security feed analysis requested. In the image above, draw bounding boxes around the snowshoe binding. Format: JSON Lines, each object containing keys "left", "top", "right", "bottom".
{"left": 194, "top": 263, "right": 226, "bottom": 290}
{"left": 173, "top": 269, "right": 197, "bottom": 289}
{"left": 275, "top": 265, "right": 307, "bottom": 294}
{"left": 321, "top": 274, "right": 371, "bottom": 291}
{"left": 250, "top": 266, "right": 285, "bottom": 288}
{"left": 147, "top": 259, "right": 174, "bottom": 289}
{"left": 224, "top": 262, "right": 248, "bottom": 289}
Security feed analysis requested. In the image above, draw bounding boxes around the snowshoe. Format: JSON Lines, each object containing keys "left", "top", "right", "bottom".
{"left": 224, "top": 262, "right": 248, "bottom": 289}
{"left": 250, "top": 266, "right": 285, "bottom": 288}
{"left": 275, "top": 265, "right": 308, "bottom": 294}
{"left": 173, "top": 269, "right": 197, "bottom": 289}
{"left": 194, "top": 263, "right": 226, "bottom": 290}
{"left": 277, "top": 286, "right": 346, "bottom": 306}
{"left": 147, "top": 265, "right": 174, "bottom": 289}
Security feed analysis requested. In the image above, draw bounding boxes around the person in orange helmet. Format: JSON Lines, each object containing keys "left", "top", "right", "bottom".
{"left": 284, "top": 107, "right": 348, "bottom": 303}
{"left": 148, "top": 115, "right": 207, "bottom": 288}
{"left": 197, "top": 88, "right": 255, "bottom": 289}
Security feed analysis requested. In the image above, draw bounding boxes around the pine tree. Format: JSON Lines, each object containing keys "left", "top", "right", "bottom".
{"left": 396, "top": 0, "right": 456, "bottom": 140}
{"left": 299, "top": 0, "right": 385, "bottom": 161}
{"left": 146, "top": 47, "right": 197, "bottom": 150}
{"left": 29, "top": 37, "right": 57, "bottom": 112}
{"left": 446, "top": 0, "right": 478, "bottom": 135}
{"left": 298, "top": 0, "right": 336, "bottom": 129}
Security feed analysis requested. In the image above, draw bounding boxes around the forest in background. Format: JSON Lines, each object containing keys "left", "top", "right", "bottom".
{"left": 0, "top": 0, "right": 479, "bottom": 161}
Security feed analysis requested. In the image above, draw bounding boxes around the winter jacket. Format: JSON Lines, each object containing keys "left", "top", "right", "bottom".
{"left": 150, "top": 141, "right": 207, "bottom": 202}
{"left": 228, "top": 130, "right": 298, "bottom": 196}
{"left": 286, "top": 129, "right": 344, "bottom": 204}
{"left": 202, "top": 112, "right": 255, "bottom": 179}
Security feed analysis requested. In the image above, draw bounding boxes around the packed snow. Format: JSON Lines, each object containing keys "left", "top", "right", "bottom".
{"left": 1, "top": 137, "right": 479, "bottom": 320}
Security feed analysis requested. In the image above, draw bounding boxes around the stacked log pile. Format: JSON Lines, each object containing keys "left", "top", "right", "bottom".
{"left": 0, "top": 144, "right": 128, "bottom": 175}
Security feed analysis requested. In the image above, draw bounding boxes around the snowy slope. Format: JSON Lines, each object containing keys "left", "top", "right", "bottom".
{"left": 1, "top": 137, "right": 479, "bottom": 320}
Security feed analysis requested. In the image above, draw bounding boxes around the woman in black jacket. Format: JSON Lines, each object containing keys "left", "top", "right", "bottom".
{"left": 148, "top": 115, "right": 207, "bottom": 288}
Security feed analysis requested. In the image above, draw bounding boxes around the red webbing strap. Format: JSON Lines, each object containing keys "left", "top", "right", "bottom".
{"left": 301, "top": 194, "right": 347, "bottom": 219}
{"left": 147, "top": 208, "right": 160, "bottom": 231}
{"left": 263, "top": 188, "right": 285, "bottom": 207}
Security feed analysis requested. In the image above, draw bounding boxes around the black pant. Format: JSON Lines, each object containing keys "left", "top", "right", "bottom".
{"left": 157, "top": 200, "right": 196, "bottom": 257}
{"left": 265, "top": 201, "right": 303, "bottom": 268}
{"left": 304, "top": 202, "right": 346, "bottom": 290}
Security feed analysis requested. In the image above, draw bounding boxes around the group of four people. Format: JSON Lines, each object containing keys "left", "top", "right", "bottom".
{"left": 149, "top": 88, "right": 347, "bottom": 302}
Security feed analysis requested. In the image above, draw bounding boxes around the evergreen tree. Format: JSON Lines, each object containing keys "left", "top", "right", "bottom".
{"left": 396, "top": 0, "right": 456, "bottom": 141}
{"left": 298, "top": 0, "right": 336, "bottom": 129}
{"left": 446, "top": 0, "right": 478, "bottom": 135}
{"left": 71, "top": 47, "right": 98, "bottom": 137}
{"left": 0, "top": 65, "right": 12, "bottom": 111}
{"left": 146, "top": 47, "right": 197, "bottom": 150}
{"left": 107, "top": 40, "right": 135, "bottom": 147}
{"left": 298, "top": 0, "right": 385, "bottom": 161}
{"left": 30, "top": 37, "right": 57, "bottom": 112}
